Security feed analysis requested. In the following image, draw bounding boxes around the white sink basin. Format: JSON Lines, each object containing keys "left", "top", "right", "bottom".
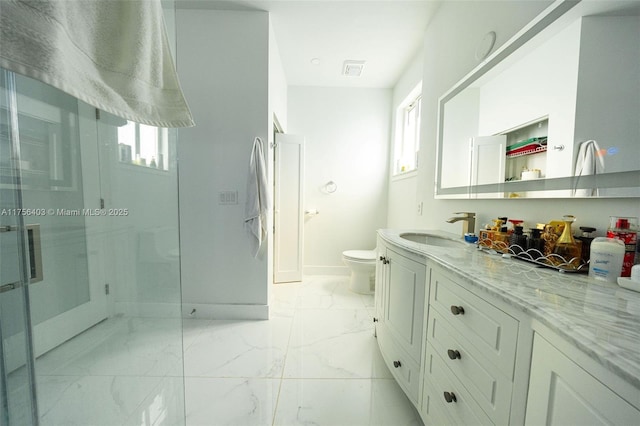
{"left": 399, "top": 233, "right": 464, "bottom": 248}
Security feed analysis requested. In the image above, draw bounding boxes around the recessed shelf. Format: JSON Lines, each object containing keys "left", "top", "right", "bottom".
{"left": 506, "top": 144, "right": 547, "bottom": 158}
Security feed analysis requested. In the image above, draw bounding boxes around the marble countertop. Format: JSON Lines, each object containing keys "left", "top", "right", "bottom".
{"left": 378, "top": 229, "right": 640, "bottom": 390}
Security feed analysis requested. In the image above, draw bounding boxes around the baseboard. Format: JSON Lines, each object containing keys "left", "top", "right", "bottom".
{"left": 303, "top": 265, "right": 350, "bottom": 276}
{"left": 182, "top": 303, "right": 269, "bottom": 320}
{"left": 114, "top": 301, "right": 182, "bottom": 318}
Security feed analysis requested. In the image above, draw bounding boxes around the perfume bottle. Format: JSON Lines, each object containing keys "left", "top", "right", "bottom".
{"left": 576, "top": 226, "right": 596, "bottom": 263}
{"left": 493, "top": 226, "right": 510, "bottom": 253}
{"left": 509, "top": 226, "right": 527, "bottom": 255}
{"left": 552, "top": 215, "right": 582, "bottom": 268}
{"left": 478, "top": 226, "right": 494, "bottom": 248}
{"left": 482, "top": 218, "right": 504, "bottom": 250}
{"left": 507, "top": 219, "right": 523, "bottom": 235}
{"left": 527, "top": 228, "right": 545, "bottom": 261}
{"left": 541, "top": 224, "right": 558, "bottom": 258}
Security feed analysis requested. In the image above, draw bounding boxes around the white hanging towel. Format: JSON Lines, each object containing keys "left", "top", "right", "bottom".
{"left": 573, "top": 139, "right": 605, "bottom": 197}
{"left": 244, "top": 137, "right": 271, "bottom": 257}
{"left": 0, "top": 0, "right": 194, "bottom": 128}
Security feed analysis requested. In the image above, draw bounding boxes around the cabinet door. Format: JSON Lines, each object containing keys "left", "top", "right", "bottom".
{"left": 526, "top": 334, "right": 640, "bottom": 425}
{"left": 384, "top": 249, "right": 426, "bottom": 362}
{"left": 470, "top": 135, "right": 506, "bottom": 185}
{"left": 374, "top": 239, "right": 387, "bottom": 324}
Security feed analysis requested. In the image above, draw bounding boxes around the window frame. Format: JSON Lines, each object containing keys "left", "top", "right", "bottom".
{"left": 393, "top": 83, "right": 423, "bottom": 177}
{"left": 117, "top": 121, "right": 169, "bottom": 171}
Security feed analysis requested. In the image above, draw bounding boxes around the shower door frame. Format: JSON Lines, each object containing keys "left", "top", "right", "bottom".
{"left": 0, "top": 68, "right": 39, "bottom": 426}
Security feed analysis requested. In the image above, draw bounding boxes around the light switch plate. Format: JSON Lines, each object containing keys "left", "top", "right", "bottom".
{"left": 218, "top": 191, "right": 238, "bottom": 205}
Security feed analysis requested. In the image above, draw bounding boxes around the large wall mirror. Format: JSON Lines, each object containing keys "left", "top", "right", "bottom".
{"left": 435, "top": 0, "right": 640, "bottom": 199}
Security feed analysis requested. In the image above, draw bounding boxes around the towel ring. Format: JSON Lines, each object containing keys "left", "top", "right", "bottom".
{"left": 324, "top": 181, "right": 337, "bottom": 194}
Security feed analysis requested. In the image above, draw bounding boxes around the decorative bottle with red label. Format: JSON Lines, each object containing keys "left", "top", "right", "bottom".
{"left": 606, "top": 216, "right": 638, "bottom": 277}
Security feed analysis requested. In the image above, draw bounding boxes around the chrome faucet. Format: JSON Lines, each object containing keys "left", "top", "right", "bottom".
{"left": 446, "top": 212, "right": 476, "bottom": 236}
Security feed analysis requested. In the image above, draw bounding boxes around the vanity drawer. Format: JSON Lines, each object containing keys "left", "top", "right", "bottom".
{"left": 377, "top": 325, "right": 421, "bottom": 405}
{"left": 421, "top": 378, "right": 456, "bottom": 426}
{"left": 430, "top": 268, "right": 518, "bottom": 378}
{"left": 428, "top": 308, "right": 513, "bottom": 425}
{"left": 423, "top": 343, "right": 494, "bottom": 426}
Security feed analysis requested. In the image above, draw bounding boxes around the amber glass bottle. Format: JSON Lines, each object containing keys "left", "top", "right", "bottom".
{"left": 552, "top": 215, "right": 582, "bottom": 269}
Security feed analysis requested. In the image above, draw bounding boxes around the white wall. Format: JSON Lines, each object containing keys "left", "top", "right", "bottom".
{"left": 177, "top": 9, "right": 272, "bottom": 319}
{"left": 269, "top": 20, "right": 288, "bottom": 133}
{"left": 390, "top": 1, "right": 640, "bottom": 237}
{"left": 268, "top": 17, "right": 288, "bottom": 294}
{"left": 387, "top": 51, "right": 423, "bottom": 229}
{"left": 287, "top": 86, "right": 391, "bottom": 273}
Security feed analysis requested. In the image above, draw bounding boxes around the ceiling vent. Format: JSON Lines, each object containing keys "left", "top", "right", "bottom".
{"left": 342, "top": 60, "right": 365, "bottom": 77}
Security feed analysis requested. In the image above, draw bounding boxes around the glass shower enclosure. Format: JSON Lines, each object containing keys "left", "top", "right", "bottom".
{"left": 0, "top": 28, "right": 185, "bottom": 426}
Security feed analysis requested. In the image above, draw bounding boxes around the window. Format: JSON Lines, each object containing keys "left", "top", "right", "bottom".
{"left": 117, "top": 121, "right": 168, "bottom": 170}
{"left": 393, "top": 84, "right": 422, "bottom": 175}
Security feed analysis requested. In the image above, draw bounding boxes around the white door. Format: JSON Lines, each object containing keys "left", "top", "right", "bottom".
{"left": 274, "top": 133, "right": 304, "bottom": 283}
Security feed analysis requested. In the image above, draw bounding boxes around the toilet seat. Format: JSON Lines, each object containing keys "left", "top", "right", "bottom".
{"left": 342, "top": 250, "right": 376, "bottom": 262}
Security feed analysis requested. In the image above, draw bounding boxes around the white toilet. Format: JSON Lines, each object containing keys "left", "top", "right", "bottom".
{"left": 342, "top": 250, "right": 376, "bottom": 294}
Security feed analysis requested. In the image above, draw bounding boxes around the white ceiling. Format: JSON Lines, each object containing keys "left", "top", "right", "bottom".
{"left": 177, "top": 1, "right": 441, "bottom": 88}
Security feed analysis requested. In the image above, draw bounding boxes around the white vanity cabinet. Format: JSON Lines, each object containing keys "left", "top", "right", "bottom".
{"left": 526, "top": 333, "right": 640, "bottom": 425}
{"left": 421, "top": 265, "right": 525, "bottom": 425}
{"left": 376, "top": 230, "right": 640, "bottom": 426}
{"left": 374, "top": 237, "right": 428, "bottom": 405}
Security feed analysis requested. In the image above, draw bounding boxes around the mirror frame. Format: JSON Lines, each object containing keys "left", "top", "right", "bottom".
{"left": 434, "top": 0, "right": 640, "bottom": 199}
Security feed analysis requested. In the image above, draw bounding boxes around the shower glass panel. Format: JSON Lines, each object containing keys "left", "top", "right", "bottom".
{"left": 0, "top": 2, "right": 185, "bottom": 424}
{"left": 0, "top": 69, "right": 186, "bottom": 425}
{"left": 0, "top": 74, "right": 186, "bottom": 425}
{"left": 0, "top": 70, "right": 38, "bottom": 426}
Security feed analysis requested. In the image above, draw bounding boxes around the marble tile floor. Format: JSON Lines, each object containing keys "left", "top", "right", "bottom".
{"left": 29, "top": 275, "right": 422, "bottom": 425}
{"left": 33, "top": 316, "right": 186, "bottom": 426}
{"left": 183, "top": 275, "right": 422, "bottom": 426}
